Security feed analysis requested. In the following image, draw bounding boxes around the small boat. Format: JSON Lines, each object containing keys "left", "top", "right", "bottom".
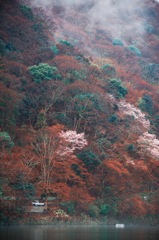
{"left": 115, "top": 224, "right": 125, "bottom": 228}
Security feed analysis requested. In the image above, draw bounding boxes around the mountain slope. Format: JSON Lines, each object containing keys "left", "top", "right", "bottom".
{"left": 0, "top": 0, "right": 159, "bottom": 224}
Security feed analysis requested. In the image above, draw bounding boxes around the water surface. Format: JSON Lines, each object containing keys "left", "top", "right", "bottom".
{"left": 0, "top": 225, "right": 159, "bottom": 240}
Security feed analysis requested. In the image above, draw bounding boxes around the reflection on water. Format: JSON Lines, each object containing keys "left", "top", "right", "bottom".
{"left": 0, "top": 225, "right": 159, "bottom": 240}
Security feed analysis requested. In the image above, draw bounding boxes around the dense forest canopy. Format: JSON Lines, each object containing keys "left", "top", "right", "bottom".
{"left": 0, "top": 0, "right": 159, "bottom": 224}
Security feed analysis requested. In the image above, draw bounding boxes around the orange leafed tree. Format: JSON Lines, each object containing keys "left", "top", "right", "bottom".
{"left": 21, "top": 124, "right": 89, "bottom": 201}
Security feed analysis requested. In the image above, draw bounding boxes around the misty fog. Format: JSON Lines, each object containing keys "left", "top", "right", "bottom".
{"left": 30, "top": 0, "right": 151, "bottom": 39}
{"left": 29, "top": 0, "right": 159, "bottom": 58}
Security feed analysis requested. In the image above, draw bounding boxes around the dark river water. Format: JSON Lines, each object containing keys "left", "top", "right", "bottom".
{"left": 0, "top": 225, "right": 159, "bottom": 240}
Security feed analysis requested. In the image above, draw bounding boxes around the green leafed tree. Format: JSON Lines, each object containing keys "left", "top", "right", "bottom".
{"left": 101, "top": 64, "right": 116, "bottom": 78}
{"left": 127, "top": 45, "right": 142, "bottom": 56}
{"left": 28, "top": 63, "right": 60, "bottom": 83}
{"left": 20, "top": 5, "right": 33, "bottom": 20}
{"left": 112, "top": 38, "right": 124, "bottom": 46}
{"left": 77, "top": 149, "right": 101, "bottom": 172}
{"left": 0, "top": 131, "right": 14, "bottom": 154}
{"left": 142, "top": 63, "right": 159, "bottom": 84}
{"left": 138, "top": 94, "right": 154, "bottom": 115}
{"left": 100, "top": 204, "right": 111, "bottom": 215}
{"left": 107, "top": 78, "right": 128, "bottom": 98}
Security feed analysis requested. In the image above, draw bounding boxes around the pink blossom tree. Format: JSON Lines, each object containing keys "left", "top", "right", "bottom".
{"left": 117, "top": 100, "right": 150, "bottom": 130}
{"left": 137, "top": 132, "right": 159, "bottom": 159}
{"left": 59, "top": 130, "right": 87, "bottom": 156}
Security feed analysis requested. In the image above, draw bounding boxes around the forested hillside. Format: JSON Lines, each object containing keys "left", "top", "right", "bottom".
{"left": 0, "top": 0, "right": 159, "bottom": 224}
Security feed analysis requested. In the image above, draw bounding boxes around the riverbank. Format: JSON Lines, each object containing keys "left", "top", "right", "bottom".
{"left": 1, "top": 213, "right": 159, "bottom": 227}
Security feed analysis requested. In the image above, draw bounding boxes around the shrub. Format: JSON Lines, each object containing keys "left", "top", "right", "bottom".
{"left": 20, "top": 5, "right": 33, "bottom": 20}
{"left": 74, "top": 93, "right": 103, "bottom": 112}
{"left": 144, "top": 22, "right": 156, "bottom": 34}
{"left": 0, "top": 213, "right": 9, "bottom": 224}
{"left": 138, "top": 94, "right": 154, "bottom": 115}
{"left": 36, "top": 111, "right": 47, "bottom": 128}
{"left": 51, "top": 45, "right": 59, "bottom": 55}
{"left": 28, "top": 63, "right": 61, "bottom": 83}
{"left": 5, "top": 43, "right": 16, "bottom": 52}
{"left": 0, "top": 183, "right": 3, "bottom": 197}
{"left": 59, "top": 40, "right": 73, "bottom": 47}
{"left": 0, "top": 131, "right": 14, "bottom": 150}
{"left": 126, "top": 144, "right": 136, "bottom": 153}
{"left": 127, "top": 45, "right": 142, "bottom": 56}
{"left": 55, "top": 113, "right": 69, "bottom": 124}
{"left": 96, "top": 137, "right": 111, "bottom": 155}
{"left": 13, "top": 182, "right": 36, "bottom": 198}
{"left": 77, "top": 149, "right": 101, "bottom": 171}
{"left": 108, "top": 78, "right": 128, "bottom": 98}
{"left": 108, "top": 114, "right": 119, "bottom": 124}
{"left": 32, "top": 22, "right": 44, "bottom": 32}
{"left": 0, "top": 39, "right": 6, "bottom": 55}
{"left": 100, "top": 204, "right": 111, "bottom": 215}
{"left": 88, "top": 205, "right": 99, "bottom": 218}
{"left": 71, "top": 163, "right": 81, "bottom": 176}
{"left": 112, "top": 38, "right": 124, "bottom": 46}
{"left": 63, "top": 70, "right": 87, "bottom": 84}
{"left": 54, "top": 209, "right": 69, "bottom": 218}
{"left": 101, "top": 64, "right": 116, "bottom": 78}
{"left": 142, "top": 63, "right": 159, "bottom": 84}
{"left": 0, "top": 40, "right": 15, "bottom": 55}
{"left": 72, "top": 70, "right": 87, "bottom": 80}
{"left": 61, "top": 201, "right": 75, "bottom": 215}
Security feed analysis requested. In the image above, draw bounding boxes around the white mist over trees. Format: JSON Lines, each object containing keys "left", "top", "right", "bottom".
{"left": 30, "top": 0, "right": 149, "bottom": 40}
